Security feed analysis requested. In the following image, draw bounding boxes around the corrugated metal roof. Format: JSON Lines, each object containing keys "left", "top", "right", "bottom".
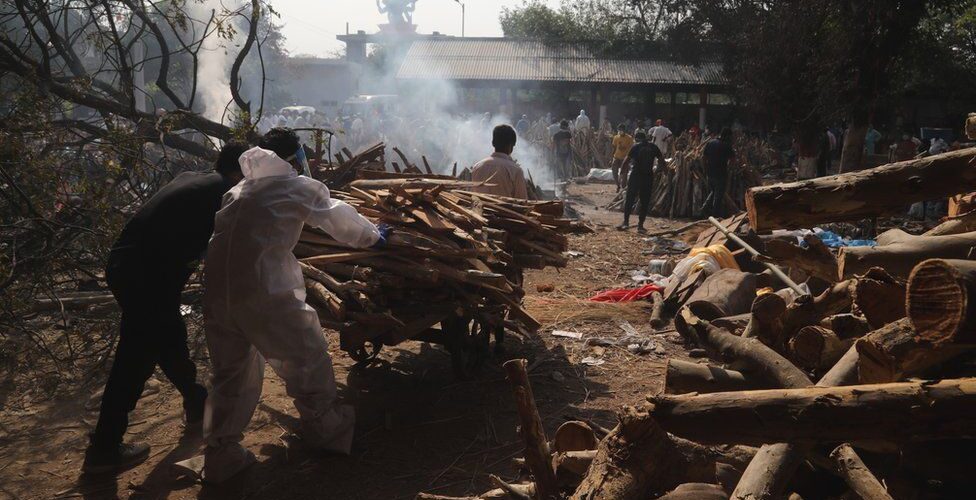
{"left": 396, "top": 39, "right": 728, "bottom": 86}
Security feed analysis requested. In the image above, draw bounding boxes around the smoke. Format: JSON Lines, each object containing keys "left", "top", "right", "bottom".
{"left": 346, "top": 52, "right": 558, "bottom": 192}
{"left": 185, "top": 0, "right": 236, "bottom": 123}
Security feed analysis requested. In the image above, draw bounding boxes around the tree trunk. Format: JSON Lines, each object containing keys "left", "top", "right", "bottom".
{"left": 664, "top": 359, "right": 765, "bottom": 394}
{"left": 675, "top": 308, "right": 813, "bottom": 389}
{"left": 925, "top": 210, "right": 976, "bottom": 237}
{"left": 788, "top": 326, "right": 853, "bottom": 372}
{"left": 855, "top": 318, "right": 975, "bottom": 384}
{"left": 839, "top": 124, "right": 868, "bottom": 173}
{"left": 711, "top": 313, "right": 753, "bottom": 334}
{"left": 502, "top": 359, "right": 559, "bottom": 499}
{"left": 730, "top": 443, "right": 808, "bottom": 500}
{"left": 646, "top": 378, "right": 976, "bottom": 445}
{"left": 730, "top": 345, "right": 861, "bottom": 500}
{"left": 741, "top": 293, "right": 787, "bottom": 347}
{"left": 838, "top": 231, "right": 976, "bottom": 280}
{"left": 758, "top": 234, "right": 839, "bottom": 283}
{"left": 820, "top": 314, "right": 871, "bottom": 339}
{"left": 745, "top": 147, "right": 976, "bottom": 232}
{"left": 656, "top": 483, "right": 729, "bottom": 500}
{"left": 778, "top": 281, "right": 854, "bottom": 350}
{"left": 830, "top": 443, "right": 894, "bottom": 500}
{"left": 569, "top": 406, "right": 757, "bottom": 500}
{"left": 906, "top": 259, "right": 976, "bottom": 345}
{"left": 684, "top": 269, "right": 758, "bottom": 321}
{"left": 851, "top": 268, "right": 906, "bottom": 329}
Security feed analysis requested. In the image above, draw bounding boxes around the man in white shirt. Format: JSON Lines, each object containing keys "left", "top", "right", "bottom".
{"left": 650, "top": 119, "right": 672, "bottom": 156}
{"left": 470, "top": 125, "right": 528, "bottom": 199}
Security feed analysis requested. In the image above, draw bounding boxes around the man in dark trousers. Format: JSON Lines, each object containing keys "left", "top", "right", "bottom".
{"left": 703, "top": 127, "right": 736, "bottom": 218}
{"left": 617, "top": 130, "right": 666, "bottom": 233}
{"left": 83, "top": 142, "right": 247, "bottom": 474}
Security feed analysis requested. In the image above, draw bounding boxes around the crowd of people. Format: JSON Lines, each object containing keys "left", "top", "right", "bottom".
{"left": 255, "top": 105, "right": 965, "bottom": 234}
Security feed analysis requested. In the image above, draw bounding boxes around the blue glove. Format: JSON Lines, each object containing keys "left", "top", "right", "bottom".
{"left": 373, "top": 223, "right": 391, "bottom": 248}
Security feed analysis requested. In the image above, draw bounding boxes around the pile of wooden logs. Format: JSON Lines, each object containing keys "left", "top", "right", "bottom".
{"left": 417, "top": 235, "right": 976, "bottom": 499}
{"left": 417, "top": 149, "right": 976, "bottom": 498}
{"left": 295, "top": 175, "right": 586, "bottom": 373}
{"left": 607, "top": 134, "right": 765, "bottom": 218}
{"left": 521, "top": 121, "right": 615, "bottom": 180}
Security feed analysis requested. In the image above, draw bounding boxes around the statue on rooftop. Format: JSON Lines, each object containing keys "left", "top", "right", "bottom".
{"left": 376, "top": 0, "right": 418, "bottom": 26}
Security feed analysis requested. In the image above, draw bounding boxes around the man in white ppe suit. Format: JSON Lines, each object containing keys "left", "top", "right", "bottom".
{"left": 201, "top": 127, "right": 386, "bottom": 482}
{"left": 575, "top": 109, "right": 590, "bottom": 130}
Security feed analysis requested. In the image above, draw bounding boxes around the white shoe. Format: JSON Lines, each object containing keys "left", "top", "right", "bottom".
{"left": 300, "top": 405, "right": 356, "bottom": 455}
{"left": 202, "top": 444, "right": 257, "bottom": 483}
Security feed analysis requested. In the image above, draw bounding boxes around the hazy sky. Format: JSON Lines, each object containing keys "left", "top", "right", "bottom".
{"left": 269, "top": 0, "right": 560, "bottom": 57}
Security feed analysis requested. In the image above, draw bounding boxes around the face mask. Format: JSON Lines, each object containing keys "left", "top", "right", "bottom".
{"left": 288, "top": 146, "right": 311, "bottom": 176}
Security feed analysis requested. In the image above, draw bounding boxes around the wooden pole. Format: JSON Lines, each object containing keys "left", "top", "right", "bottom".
{"left": 502, "top": 359, "right": 558, "bottom": 499}
{"left": 830, "top": 443, "right": 894, "bottom": 500}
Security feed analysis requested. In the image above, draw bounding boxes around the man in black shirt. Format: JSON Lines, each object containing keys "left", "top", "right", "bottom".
{"left": 617, "top": 131, "right": 666, "bottom": 233}
{"left": 83, "top": 142, "right": 247, "bottom": 474}
{"left": 703, "top": 127, "right": 736, "bottom": 218}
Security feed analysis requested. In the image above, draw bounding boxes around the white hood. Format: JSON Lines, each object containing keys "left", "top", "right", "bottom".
{"left": 238, "top": 146, "right": 295, "bottom": 180}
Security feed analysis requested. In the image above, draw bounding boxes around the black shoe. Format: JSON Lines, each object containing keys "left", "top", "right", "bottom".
{"left": 636, "top": 225, "right": 647, "bottom": 234}
{"left": 82, "top": 442, "right": 150, "bottom": 474}
{"left": 184, "top": 384, "right": 208, "bottom": 424}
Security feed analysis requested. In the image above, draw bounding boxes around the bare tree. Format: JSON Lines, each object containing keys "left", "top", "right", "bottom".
{"left": 0, "top": 1, "right": 271, "bottom": 381}
{"left": 0, "top": 0, "right": 267, "bottom": 159}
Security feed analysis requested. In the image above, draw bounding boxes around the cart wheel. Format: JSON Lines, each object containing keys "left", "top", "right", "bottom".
{"left": 444, "top": 317, "right": 490, "bottom": 380}
{"left": 349, "top": 341, "right": 382, "bottom": 365}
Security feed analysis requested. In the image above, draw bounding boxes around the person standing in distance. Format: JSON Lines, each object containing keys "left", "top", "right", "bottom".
{"left": 617, "top": 130, "right": 666, "bottom": 233}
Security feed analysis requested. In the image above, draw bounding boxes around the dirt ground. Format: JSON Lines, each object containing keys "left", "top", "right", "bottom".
{"left": 0, "top": 182, "right": 697, "bottom": 500}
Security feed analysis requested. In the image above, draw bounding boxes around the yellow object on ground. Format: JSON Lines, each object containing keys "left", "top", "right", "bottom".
{"left": 689, "top": 244, "right": 740, "bottom": 271}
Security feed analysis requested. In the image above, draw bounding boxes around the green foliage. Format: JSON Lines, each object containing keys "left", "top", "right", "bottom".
{"left": 500, "top": 1, "right": 581, "bottom": 40}
{"left": 500, "top": 0, "right": 976, "bottom": 130}
{"left": 500, "top": 0, "right": 694, "bottom": 57}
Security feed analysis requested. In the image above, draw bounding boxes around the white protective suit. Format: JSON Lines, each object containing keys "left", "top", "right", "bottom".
{"left": 202, "top": 146, "right": 379, "bottom": 482}
{"left": 575, "top": 110, "right": 591, "bottom": 130}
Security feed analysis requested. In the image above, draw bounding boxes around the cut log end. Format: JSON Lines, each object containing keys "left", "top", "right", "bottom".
{"left": 744, "top": 189, "right": 759, "bottom": 233}
{"left": 907, "top": 259, "right": 969, "bottom": 345}
{"left": 789, "top": 326, "right": 844, "bottom": 371}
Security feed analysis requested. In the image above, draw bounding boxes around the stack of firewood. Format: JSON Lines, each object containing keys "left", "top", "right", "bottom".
{"left": 419, "top": 149, "right": 976, "bottom": 499}
{"left": 316, "top": 142, "right": 387, "bottom": 189}
{"left": 607, "top": 134, "right": 766, "bottom": 218}
{"left": 294, "top": 175, "right": 588, "bottom": 367}
{"left": 521, "top": 121, "right": 615, "bottom": 180}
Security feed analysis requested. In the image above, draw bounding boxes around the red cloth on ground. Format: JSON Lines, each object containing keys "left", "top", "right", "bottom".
{"left": 588, "top": 284, "right": 662, "bottom": 303}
